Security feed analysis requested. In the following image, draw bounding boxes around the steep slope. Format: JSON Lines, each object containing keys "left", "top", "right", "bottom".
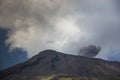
{"left": 0, "top": 50, "right": 120, "bottom": 80}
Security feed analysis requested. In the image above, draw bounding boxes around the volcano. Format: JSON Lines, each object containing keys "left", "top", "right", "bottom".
{"left": 0, "top": 50, "right": 120, "bottom": 80}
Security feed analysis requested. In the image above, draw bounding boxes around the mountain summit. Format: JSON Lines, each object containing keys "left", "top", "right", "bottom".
{"left": 0, "top": 50, "right": 120, "bottom": 80}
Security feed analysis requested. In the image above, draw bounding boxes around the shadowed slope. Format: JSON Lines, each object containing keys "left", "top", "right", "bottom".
{"left": 0, "top": 50, "right": 120, "bottom": 80}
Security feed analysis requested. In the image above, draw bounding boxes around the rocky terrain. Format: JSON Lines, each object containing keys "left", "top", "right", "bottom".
{"left": 0, "top": 50, "right": 120, "bottom": 80}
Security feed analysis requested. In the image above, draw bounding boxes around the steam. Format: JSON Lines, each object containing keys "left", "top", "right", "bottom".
{"left": 0, "top": 0, "right": 120, "bottom": 60}
{"left": 0, "top": 0, "right": 85, "bottom": 57}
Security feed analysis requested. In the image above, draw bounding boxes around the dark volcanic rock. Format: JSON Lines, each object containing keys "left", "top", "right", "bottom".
{"left": 0, "top": 50, "right": 120, "bottom": 80}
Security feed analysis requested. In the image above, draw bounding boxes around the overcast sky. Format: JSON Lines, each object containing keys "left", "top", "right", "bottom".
{"left": 0, "top": 0, "right": 120, "bottom": 61}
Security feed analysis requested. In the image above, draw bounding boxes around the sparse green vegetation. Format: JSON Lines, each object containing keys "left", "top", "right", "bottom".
{"left": 6, "top": 74, "right": 120, "bottom": 80}
{"left": 5, "top": 75, "right": 105, "bottom": 80}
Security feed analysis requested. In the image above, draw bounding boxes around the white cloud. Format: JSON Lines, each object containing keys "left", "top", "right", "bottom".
{"left": 0, "top": 0, "right": 120, "bottom": 60}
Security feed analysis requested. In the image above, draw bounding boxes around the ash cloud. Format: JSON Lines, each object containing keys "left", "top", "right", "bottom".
{"left": 79, "top": 45, "right": 101, "bottom": 58}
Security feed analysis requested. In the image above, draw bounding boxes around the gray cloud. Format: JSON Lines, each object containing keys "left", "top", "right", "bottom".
{"left": 0, "top": 0, "right": 120, "bottom": 61}
{"left": 79, "top": 45, "right": 101, "bottom": 58}
{"left": 0, "top": 0, "right": 78, "bottom": 57}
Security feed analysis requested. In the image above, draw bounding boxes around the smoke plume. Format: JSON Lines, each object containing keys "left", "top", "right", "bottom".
{"left": 79, "top": 45, "right": 101, "bottom": 58}
{"left": 0, "top": 0, "right": 120, "bottom": 61}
